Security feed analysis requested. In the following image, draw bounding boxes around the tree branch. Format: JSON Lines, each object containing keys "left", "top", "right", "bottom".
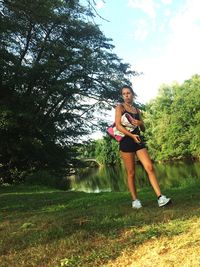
{"left": 87, "top": 0, "right": 109, "bottom": 22}
{"left": 35, "top": 25, "right": 54, "bottom": 63}
{"left": 19, "top": 21, "right": 34, "bottom": 64}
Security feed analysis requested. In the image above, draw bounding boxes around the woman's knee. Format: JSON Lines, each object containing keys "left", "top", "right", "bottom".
{"left": 127, "top": 169, "right": 135, "bottom": 177}
{"left": 145, "top": 163, "right": 154, "bottom": 173}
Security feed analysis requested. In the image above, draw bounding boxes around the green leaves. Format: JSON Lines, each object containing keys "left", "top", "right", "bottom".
{"left": 145, "top": 75, "right": 200, "bottom": 161}
{"left": 0, "top": 0, "right": 135, "bottom": 182}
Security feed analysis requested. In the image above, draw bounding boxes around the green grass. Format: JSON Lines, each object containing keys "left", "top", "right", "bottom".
{"left": 0, "top": 183, "right": 200, "bottom": 267}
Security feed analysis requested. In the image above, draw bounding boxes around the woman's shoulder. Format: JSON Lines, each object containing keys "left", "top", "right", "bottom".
{"left": 115, "top": 103, "right": 126, "bottom": 114}
{"left": 115, "top": 103, "right": 124, "bottom": 109}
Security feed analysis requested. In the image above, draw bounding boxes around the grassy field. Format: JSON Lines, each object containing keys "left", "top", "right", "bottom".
{"left": 0, "top": 183, "right": 200, "bottom": 267}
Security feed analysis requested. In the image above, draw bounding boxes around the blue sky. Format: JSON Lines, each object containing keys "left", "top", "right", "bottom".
{"left": 93, "top": 0, "right": 200, "bottom": 104}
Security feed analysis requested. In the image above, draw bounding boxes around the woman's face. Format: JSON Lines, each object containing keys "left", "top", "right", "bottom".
{"left": 122, "top": 88, "right": 133, "bottom": 103}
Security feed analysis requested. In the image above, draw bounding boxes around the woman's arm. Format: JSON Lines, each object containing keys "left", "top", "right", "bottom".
{"left": 137, "top": 109, "right": 145, "bottom": 132}
{"left": 115, "top": 105, "right": 141, "bottom": 143}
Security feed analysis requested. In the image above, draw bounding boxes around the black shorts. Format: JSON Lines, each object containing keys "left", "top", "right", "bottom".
{"left": 119, "top": 135, "right": 146, "bottom": 153}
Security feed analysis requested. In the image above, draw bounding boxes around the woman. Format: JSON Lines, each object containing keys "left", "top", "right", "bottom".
{"left": 115, "top": 85, "right": 171, "bottom": 209}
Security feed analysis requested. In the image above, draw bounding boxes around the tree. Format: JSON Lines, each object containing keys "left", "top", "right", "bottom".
{"left": 95, "top": 137, "right": 121, "bottom": 165}
{"left": 144, "top": 84, "right": 174, "bottom": 161}
{"left": 0, "top": 0, "right": 136, "bottom": 182}
{"left": 144, "top": 75, "right": 200, "bottom": 161}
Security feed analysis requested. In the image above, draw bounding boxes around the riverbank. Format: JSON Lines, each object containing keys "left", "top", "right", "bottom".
{"left": 0, "top": 183, "right": 200, "bottom": 266}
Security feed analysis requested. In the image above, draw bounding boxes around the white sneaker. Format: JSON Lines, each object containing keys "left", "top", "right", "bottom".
{"left": 132, "top": 199, "right": 142, "bottom": 209}
{"left": 158, "top": 195, "right": 171, "bottom": 207}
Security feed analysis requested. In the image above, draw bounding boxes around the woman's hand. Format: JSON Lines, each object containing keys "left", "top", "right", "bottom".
{"left": 131, "top": 119, "right": 143, "bottom": 127}
{"left": 132, "top": 134, "right": 141, "bottom": 143}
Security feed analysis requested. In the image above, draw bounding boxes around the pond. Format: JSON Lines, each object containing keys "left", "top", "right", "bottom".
{"left": 70, "top": 160, "right": 200, "bottom": 193}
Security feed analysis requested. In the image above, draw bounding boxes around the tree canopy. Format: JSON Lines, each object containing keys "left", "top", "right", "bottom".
{"left": 0, "top": 0, "right": 136, "bottom": 183}
{"left": 144, "top": 74, "right": 200, "bottom": 161}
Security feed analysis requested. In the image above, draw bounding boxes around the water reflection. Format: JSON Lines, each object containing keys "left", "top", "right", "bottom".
{"left": 70, "top": 161, "right": 200, "bottom": 193}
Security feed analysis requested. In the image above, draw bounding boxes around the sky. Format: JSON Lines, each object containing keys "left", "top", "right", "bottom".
{"left": 93, "top": 0, "right": 200, "bottom": 104}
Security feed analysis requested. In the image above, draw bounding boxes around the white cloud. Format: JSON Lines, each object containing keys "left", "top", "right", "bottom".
{"left": 132, "top": 0, "right": 200, "bottom": 103}
{"left": 167, "top": 0, "right": 200, "bottom": 69}
{"left": 164, "top": 9, "right": 172, "bottom": 17}
{"left": 133, "top": 19, "right": 149, "bottom": 41}
{"left": 170, "top": 0, "right": 200, "bottom": 30}
{"left": 161, "top": 0, "right": 173, "bottom": 5}
{"left": 95, "top": 0, "right": 105, "bottom": 9}
{"left": 134, "top": 28, "right": 149, "bottom": 41}
{"left": 128, "top": 0, "right": 157, "bottom": 18}
{"left": 132, "top": 59, "right": 167, "bottom": 104}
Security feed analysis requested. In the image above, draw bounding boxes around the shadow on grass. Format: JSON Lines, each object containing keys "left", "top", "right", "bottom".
{"left": 0, "top": 184, "right": 200, "bottom": 266}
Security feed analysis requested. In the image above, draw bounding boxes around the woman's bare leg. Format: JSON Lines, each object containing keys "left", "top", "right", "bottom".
{"left": 120, "top": 151, "right": 137, "bottom": 200}
{"left": 136, "top": 148, "right": 161, "bottom": 197}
